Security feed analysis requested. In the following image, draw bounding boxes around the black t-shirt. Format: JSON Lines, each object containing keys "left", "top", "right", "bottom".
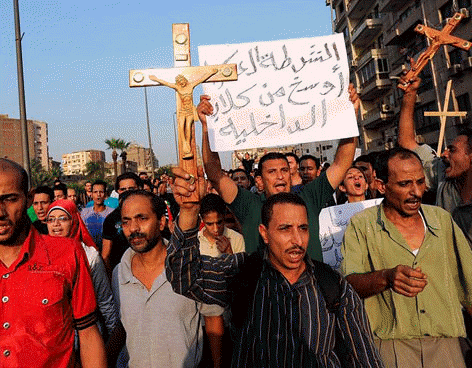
{"left": 102, "top": 208, "right": 129, "bottom": 270}
{"left": 242, "top": 159, "right": 255, "bottom": 173}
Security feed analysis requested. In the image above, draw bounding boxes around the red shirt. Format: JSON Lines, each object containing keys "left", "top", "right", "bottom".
{"left": 0, "top": 227, "right": 97, "bottom": 368}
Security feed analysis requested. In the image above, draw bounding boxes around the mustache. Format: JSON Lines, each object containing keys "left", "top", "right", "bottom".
{"left": 128, "top": 232, "right": 147, "bottom": 240}
{"left": 405, "top": 195, "right": 422, "bottom": 202}
{"left": 285, "top": 245, "right": 305, "bottom": 253}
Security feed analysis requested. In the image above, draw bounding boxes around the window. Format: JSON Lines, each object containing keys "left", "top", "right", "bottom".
{"left": 377, "top": 34, "right": 384, "bottom": 49}
{"left": 449, "top": 48, "right": 464, "bottom": 65}
{"left": 418, "top": 64, "right": 434, "bottom": 93}
{"left": 377, "top": 59, "right": 389, "bottom": 73}
{"left": 343, "top": 27, "right": 349, "bottom": 41}
{"left": 415, "top": 101, "right": 440, "bottom": 134}
{"left": 457, "top": 93, "right": 471, "bottom": 111}
{"left": 440, "top": 0, "right": 455, "bottom": 20}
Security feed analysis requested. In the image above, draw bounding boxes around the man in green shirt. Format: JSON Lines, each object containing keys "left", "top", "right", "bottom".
{"left": 342, "top": 147, "right": 472, "bottom": 368}
{"left": 196, "top": 85, "right": 360, "bottom": 260}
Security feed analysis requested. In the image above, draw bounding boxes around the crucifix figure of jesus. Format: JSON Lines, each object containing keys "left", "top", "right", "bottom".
{"left": 129, "top": 23, "right": 237, "bottom": 201}
{"left": 398, "top": 12, "right": 471, "bottom": 90}
{"left": 149, "top": 69, "right": 218, "bottom": 159}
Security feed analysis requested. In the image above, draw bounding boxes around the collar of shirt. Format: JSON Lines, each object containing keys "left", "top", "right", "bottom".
{"left": 0, "top": 226, "right": 53, "bottom": 273}
{"left": 375, "top": 203, "right": 440, "bottom": 239}
{"left": 260, "top": 248, "right": 314, "bottom": 289}
{"left": 118, "top": 239, "right": 168, "bottom": 287}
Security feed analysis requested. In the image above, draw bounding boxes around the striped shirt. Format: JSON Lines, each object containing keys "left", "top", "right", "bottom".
{"left": 166, "top": 224, "right": 384, "bottom": 368}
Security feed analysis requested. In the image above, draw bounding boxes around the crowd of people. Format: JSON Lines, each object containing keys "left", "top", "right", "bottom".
{"left": 1, "top": 77, "right": 472, "bottom": 368}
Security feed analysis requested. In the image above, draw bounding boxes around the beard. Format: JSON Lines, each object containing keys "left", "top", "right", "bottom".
{"left": 0, "top": 212, "right": 30, "bottom": 247}
{"left": 126, "top": 231, "right": 161, "bottom": 254}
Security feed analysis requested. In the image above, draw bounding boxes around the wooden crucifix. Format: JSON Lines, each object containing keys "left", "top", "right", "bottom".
{"left": 423, "top": 80, "right": 468, "bottom": 155}
{"left": 399, "top": 12, "right": 471, "bottom": 90}
{"left": 129, "top": 23, "right": 237, "bottom": 201}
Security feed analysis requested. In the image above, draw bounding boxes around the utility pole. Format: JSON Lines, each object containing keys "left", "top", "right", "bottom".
{"left": 13, "top": 0, "right": 31, "bottom": 180}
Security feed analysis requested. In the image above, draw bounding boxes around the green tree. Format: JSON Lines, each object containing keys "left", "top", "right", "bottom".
{"left": 156, "top": 165, "right": 174, "bottom": 178}
{"left": 105, "top": 138, "right": 130, "bottom": 180}
{"left": 30, "top": 159, "right": 62, "bottom": 187}
{"left": 85, "top": 161, "right": 107, "bottom": 181}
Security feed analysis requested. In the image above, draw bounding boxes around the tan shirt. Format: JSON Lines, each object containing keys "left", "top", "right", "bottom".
{"left": 341, "top": 203, "right": 472, "bottom": 340}
{"left": 198, "top": 227, "right": 245, "bottom": 257}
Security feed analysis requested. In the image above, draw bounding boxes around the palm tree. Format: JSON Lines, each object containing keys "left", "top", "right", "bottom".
{"left": 105, "top": 138, "right": 130, "bottom": 180}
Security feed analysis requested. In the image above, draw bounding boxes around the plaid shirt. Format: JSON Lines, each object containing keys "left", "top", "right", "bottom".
{"left": 166, "top": 223, "right": 384, "bottom": 368}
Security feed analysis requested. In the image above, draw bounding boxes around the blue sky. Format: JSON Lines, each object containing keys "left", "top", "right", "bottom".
{"left": 1, "top": 1, "right": 333, "bottom": 168}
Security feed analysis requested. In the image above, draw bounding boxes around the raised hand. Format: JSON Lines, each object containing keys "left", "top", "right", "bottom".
{"left": 197, "top": 95, "right": 214, "bottom": 128}
{"left": 348, "top": 83, "right": 361, "bottom": 116}
{"left": 397, "top": 58, "right": 422, "bottom": 94}
{"left": 215, "top": 235, "right": 233, "bottom": 254}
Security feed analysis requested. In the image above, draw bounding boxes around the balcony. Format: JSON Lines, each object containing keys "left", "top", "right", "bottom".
{"left": 351, "top": 18, "right": 383, "bottom": 48}
{"left": 366, "top": 137, "right": 395, "bottom": 151}
{"left": 357, "top": 48, "right": 389, "bottom": 68}
{"left": 362, "top": 108, "right": 395, "bottom": 129}
{"left": 360, "top": 76, "right": 392, "bottom": 101}
{"left": 346, "top": 0, "right": 376, "bottom": 19}
{"left": 379, "top": 0, "right": 410, "bottom": 13}
{"left": 384, "top": 5, "right": 423, "bottom": 45}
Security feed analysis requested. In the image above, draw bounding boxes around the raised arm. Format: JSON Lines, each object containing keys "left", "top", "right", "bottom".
{"left": 166, "top": 167, "right": 246, "bottom": 306}
{"left": 325, "top": 84, "right": 359, "bottom": 189}
{"left": 149, "top": 75, "right": 176, "bottom": 89}
{"left": 397, "top": 60, "right": 421, "bottom": 150}
{"left": 197, "top": 95, "right": 238, "bottom": 204}
{"left": 234, "top": 151, "right": 244, "bottom": 162}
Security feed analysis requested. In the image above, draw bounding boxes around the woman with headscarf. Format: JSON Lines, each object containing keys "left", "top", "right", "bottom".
{"left": 46, "top": 199, "right": 118, "bottom": 339}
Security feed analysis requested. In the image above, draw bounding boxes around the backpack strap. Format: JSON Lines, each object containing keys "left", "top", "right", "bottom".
{"left": 228, "top": 249, "right": 264, "bottom": 329}
{"left": 311, "top": 260, "right": 343, "bottom": 313}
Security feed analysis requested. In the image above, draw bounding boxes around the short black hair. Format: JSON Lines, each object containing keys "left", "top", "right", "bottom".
{"left": 231, "top": 168, "right": 248, "bottom": 179}
{"left": 53, "top": 183, "right": 68, "bottom": 197}
{"left": 32, "top": 185, "right": 54, "bottom": 202}
{"left": 142, "top": 179, "right": 154, "bottom": 190}
{"left": 121, "top": 190, "right": 167, "bottom": 219}
{"left": 299, "top": 155, "right": 320, "bottom": 169}
{"left": 354, "top": 154, "right": 375, "bottom": 166}
{"left": 376, "top": 147, "right": 422, "bottom": 184}
{"left": 200, "top": 193, "right": 227, "bottom": 218}
{"left": 92, "top": 180, "right": 107, "bottom": 191}
{"left": 285, "top": 152, "right": 300, "bottom": 164}
{"left": 261, "top": 192, "right": 307, "bottom": 227}
{"left": 115, "top": 172, "right": 142, "bottom": 191}
{"left": 0, "top": 158, "right": 29, "bottom": 195}
{"left": 253, "top": 168, "right": 262, "bottom": 178}
{"left": 258, "top": 152, "right": 288, "bottom": 172}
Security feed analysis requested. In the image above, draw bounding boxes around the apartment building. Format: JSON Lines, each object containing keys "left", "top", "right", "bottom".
{"left": 327, "top": 0, "right": 472, "bottom": 153}
{"left": 62, "top": 150, "right": 105, "bottom": 175}
{"left": 125, "top": 143, "right": 159, "bottom": 174}
{"left": 0, "top": 114, "right": 49, "bottom": 169}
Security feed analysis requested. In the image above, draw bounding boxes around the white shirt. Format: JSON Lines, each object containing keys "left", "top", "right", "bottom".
{"left": 198, "top": 226, "right": 245, "bottom": 257}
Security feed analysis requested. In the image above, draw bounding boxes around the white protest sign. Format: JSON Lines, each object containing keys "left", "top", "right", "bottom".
{"left": 198, "top": 33, "right": 358, "bottom": 152}
{"left": 319, "top": 198, "right": 383, "bottom": 270}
